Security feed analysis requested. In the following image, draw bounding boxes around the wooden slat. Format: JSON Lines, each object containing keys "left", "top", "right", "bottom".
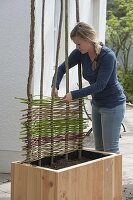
{"left": 11, "top": 162, "right": 28, "bottom": 200}
{"left": 40, "top": 168, "right": 57, "bottom": 200}
{"left": 103, "top": 157, "right": 114, "bottom": 200}
{"left": 26, "top": 166, "right": 42, "bottom": 200}
{"left": 114, "top": 155, "right": 122, "bottom": 199}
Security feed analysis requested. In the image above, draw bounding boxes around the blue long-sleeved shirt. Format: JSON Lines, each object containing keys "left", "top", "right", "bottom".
{"left": 54, "top": 44, "right": 126, "bottom": 108}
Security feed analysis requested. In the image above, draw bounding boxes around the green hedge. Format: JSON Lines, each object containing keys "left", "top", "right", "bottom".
{"left": 117, "top": 67, "right": 133, "bottom": 103}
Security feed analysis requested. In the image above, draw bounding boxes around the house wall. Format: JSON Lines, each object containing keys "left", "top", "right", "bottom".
{"left": 0, "top": 0, "right": 30, "bottom": 173}
{"left": 0, "top": 0, "right": 107, "bottom": 173}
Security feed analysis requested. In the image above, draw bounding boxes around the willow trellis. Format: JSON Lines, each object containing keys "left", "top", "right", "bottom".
{"left": 19, "top": 0, "right": 89, "bottom": 165}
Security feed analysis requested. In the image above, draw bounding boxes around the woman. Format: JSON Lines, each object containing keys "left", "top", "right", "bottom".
{"left": 51, "top": 22, "right": 126, "bottom": 153}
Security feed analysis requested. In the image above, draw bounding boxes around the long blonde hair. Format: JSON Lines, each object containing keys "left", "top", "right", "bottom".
{"left": 70, "top": 22, "right": 100, "bottom": 70}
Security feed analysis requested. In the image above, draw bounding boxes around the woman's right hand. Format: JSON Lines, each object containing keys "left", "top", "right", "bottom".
{"left": 51, "top": 87, "right": 58, "bottom": 97}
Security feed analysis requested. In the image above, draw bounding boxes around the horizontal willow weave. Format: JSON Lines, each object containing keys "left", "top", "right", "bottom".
{"left": 19, "top": 97, "right": 88, "bottom": 162}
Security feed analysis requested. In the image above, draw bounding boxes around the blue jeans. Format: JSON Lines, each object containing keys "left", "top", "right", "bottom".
{"left": 92, "top": 103, "right": 126, "bottom": 153}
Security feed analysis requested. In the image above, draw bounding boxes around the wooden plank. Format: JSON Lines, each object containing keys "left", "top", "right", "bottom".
{"left": 114, "top": 155, "right": 122, "bottom": 199}
{"left": 11, "top": 163, "right": 15, "bottom": 200}
{"left": 26, "top": 166, "right": 42, "bottom": 200}
{"left": 40, "top": 167, "right": 57, "bottom": 200}
{"left": 57, "top": 167, "right": 78, "bottom": 200}
{"left": 103, "top": 157, "right": 114, "bottom": 200}
{"left": 11, "top": 162, "right": 28, "bottom": 200}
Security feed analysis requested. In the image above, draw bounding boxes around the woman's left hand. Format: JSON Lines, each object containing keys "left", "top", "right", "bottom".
{"left": 62, "top": 92, "right": 72, "bottom": 103}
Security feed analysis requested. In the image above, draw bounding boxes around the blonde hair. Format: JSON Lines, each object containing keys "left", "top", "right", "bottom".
{"left": 70, "top": 22, "right": 100, "bottom": 70}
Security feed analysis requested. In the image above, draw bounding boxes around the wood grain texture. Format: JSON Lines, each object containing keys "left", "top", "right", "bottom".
{"left": 11, "top": 153, "right": 122, "bottom": 200}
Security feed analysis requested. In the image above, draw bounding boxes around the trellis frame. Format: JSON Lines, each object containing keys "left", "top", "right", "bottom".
{"left": 19, "top": 0, "right": 89, "bottom": 165}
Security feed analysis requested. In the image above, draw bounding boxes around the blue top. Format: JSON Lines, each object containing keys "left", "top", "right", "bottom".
{"left": 54, "top": 44, "right": 126, "bottom": 108}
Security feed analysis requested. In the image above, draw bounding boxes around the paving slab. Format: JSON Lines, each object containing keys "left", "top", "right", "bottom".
{"left": 0, "top": 182, "right": 10, "bottom": 200}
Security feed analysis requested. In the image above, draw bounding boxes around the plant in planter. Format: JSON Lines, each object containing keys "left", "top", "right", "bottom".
{"left": 11, "top": 0, "right": 122, "bottom": 200}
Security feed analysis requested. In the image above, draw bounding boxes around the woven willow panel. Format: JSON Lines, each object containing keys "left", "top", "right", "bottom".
{"left": 19, "top": 97, "right": 88, "bottom": 162}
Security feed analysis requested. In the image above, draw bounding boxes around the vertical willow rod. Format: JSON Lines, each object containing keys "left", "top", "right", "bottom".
{"left": 38, "top": 0, "right": 45, "bottom": 166}
{"left": 26, "top": 0, "right": 35, "bottom": 162}
{"left": 50, "top": 0, "right": 63, "bottom": 165}
{"left": 65, "top": 0, "right": 69, "bottom": 160}
{"left": 75, "top": 0, "right": 83, "bottom": 159}
{"left": 52, "top": 0, "right": 63, "bottom": 91}
{"left": 40, "top": 0, "right": 45, "bottom": 100}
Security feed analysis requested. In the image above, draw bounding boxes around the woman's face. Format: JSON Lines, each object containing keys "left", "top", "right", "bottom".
{"left": 72, "top": 36, "right": 92, "bottom": 54}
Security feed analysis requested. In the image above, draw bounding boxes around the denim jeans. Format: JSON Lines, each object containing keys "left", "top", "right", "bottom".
{"left": 92, "top": 103, "right": 126, "bottom": 153}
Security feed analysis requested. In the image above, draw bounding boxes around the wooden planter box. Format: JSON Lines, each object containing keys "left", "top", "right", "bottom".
{"left": 11, "top": 149, "right": 122, "bottom": 200}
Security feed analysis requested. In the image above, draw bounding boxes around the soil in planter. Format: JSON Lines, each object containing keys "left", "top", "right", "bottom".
{"left": 31, "top": 150, "right": 110, "bottom": 170}
{"left": 45, "top": 157, "right": 92, "bottom": 170}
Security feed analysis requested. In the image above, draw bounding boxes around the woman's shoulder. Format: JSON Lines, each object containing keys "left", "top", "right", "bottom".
{"left": 70, "top": 48, "right": 81, "bottom": 56}
{"left": 69, "top": 48, "right": 82, "bottom": 61}
{"left": 100, "top": 44, "right": 116, "bottom": 60}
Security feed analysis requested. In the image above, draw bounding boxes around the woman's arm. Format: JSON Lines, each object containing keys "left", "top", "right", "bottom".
{"left": 52, "top": 49, "right": 81, "bottom": 90}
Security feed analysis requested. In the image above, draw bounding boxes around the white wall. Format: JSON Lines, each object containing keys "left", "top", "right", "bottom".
{"left": 0, "top": 0, "right": 30, "bottom": 172}
{"left": 0, "top": 0, "right": 107, "bottom": 173}
{"left": 33, "top": 0, "right": 56, "bottom": 97}
{"left": 93, "top": 0, "right": 107, "bottom": 43}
